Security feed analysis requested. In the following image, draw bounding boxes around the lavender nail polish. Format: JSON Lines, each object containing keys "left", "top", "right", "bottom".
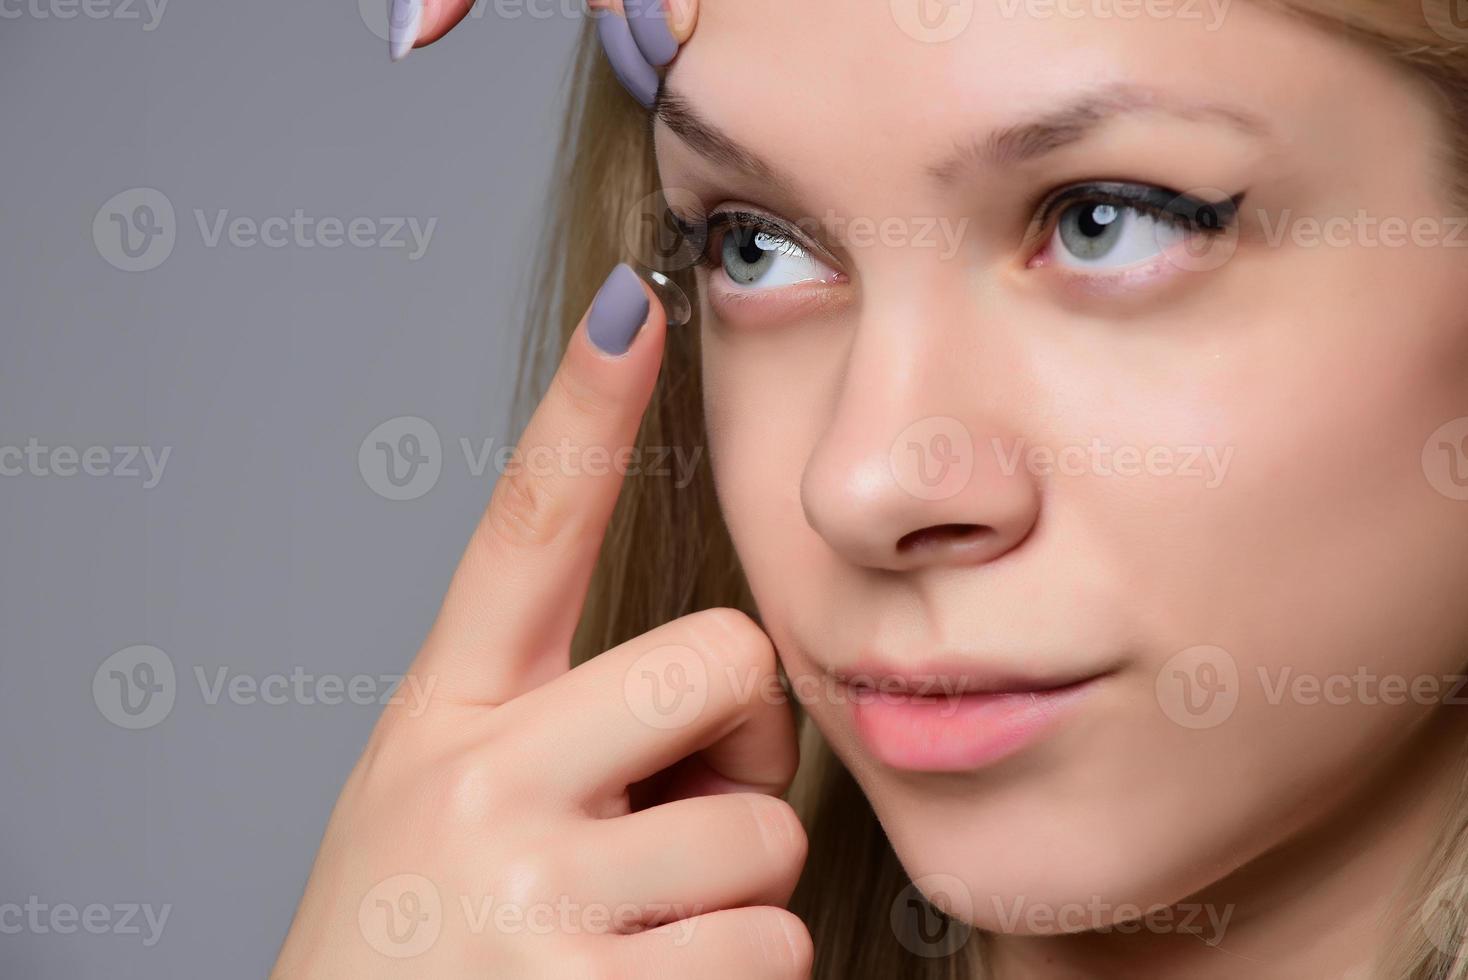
{"left": 625, "top": 0, "right": 679, "bottom": 68}
{"left": 588, "top": 264, "right": 650, "bottom": 357}
{"left": 388, "top": 0, "right": 421, "bottom": 62}
{"left": 594, "top": 8, "right": 659, "bottom": 108}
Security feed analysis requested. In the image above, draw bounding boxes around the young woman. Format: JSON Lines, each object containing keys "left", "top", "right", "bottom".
{"left": 274, "top": 1, "right": 1468, "bottom": 976}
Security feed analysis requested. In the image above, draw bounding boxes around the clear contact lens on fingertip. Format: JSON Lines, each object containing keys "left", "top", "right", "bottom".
{"left": 638, "top": 267, "right": 692, "bottom": 328}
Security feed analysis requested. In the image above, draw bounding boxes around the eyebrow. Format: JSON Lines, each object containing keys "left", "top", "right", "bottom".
{"left": 929, "top": 82, "right": 1272, "bottom": 182}
{"left": 653, "top": 81, "right": 1271, "bottom": 189}
{"left": 654, "top": 88, "right": 798, "bottom": 194}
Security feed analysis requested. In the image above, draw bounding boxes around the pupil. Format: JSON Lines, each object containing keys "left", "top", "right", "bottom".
{"left": 1078, "top": 204, "right": 1118, "bottom": 239}
{"left": 737, "top": 229, "right": 766, "bottom": 265}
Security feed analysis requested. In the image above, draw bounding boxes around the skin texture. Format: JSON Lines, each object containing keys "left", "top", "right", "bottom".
{"left": 653, "top": 1, "right": 1468, "bottom": 977}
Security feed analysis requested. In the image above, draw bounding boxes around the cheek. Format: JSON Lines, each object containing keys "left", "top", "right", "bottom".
{"left": 699, "top": 317, "right": 843, "bottom": 610}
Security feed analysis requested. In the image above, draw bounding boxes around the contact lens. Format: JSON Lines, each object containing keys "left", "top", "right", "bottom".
{"left": 639, "top": 267, "right": 692, "bottom": 328}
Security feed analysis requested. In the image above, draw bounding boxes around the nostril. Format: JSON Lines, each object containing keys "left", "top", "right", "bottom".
{"left": 896, "top": 523, "right": 992, "bottom": 554}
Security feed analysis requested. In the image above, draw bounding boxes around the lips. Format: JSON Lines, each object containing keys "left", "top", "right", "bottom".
{"left": 830, "top": 659, "right": 1111, "bottom": 773}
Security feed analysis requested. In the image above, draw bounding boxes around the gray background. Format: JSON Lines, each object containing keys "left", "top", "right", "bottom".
{"left": 0, "top": 3, "right": 581, "bottom": 976}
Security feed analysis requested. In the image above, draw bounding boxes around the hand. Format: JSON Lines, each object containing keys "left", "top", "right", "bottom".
{"left": 270, "top": 264, "right": 811, "bottom": 979}
{"left": 390, "top": 0, "right": 699, "bottom": 109}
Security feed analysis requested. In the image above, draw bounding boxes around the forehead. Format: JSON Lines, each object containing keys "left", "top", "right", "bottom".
{"left": 661, "top": 0, "right": 1392, "bottom": 201}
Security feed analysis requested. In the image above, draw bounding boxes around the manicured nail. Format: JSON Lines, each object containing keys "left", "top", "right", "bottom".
{"left": 588, "top": 264, "right": 650, "bottom": 356}
{"left": 625, "top": 0, "right": 678, "bottom": 67}
{"left": 389, "top": 0, "right": 421, "bottom": 62}
{"left": 594, "top": 8, "right": 659, "bottom": 108}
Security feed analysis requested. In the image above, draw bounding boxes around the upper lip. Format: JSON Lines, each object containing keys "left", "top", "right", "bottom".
{"left": 826, "top": 656, "right": 1115, "bottom": 697}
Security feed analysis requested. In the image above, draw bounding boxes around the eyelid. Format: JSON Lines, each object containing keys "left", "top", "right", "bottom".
{"left": 1030, "top": 181, "right": 1245, "bottom": 233}
{"left": 672, "top": 202, "right": 844, "bottom": 272}
{"left": 1020, "top": 180, "right": 1246, "bottom": 266}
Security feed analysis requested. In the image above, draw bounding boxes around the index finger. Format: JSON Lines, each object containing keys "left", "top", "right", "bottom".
{"left": 413, "top": 264, "right": 667, "bottom": 705}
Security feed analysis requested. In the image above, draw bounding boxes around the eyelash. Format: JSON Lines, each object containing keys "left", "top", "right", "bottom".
{"left": 1031, "top": 181, "right": 1246, "bottom": 240}
{"left": 668, "top": 181, "right": 1247, "bottom": 278}
{"left": 672, "top": 208, "right": 816, "bottom": 274}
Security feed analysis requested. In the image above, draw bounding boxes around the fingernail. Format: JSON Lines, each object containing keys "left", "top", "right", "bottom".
{"left": 625, "top": 0, "right": 678, "bottom": 67}
{"left": 594, "top": 9, "right": 659, "bottom": 108}
{"left": 588, "top": 264, "right": 650, "bottom": 356}
{"left": 389, "top": 0, "right": 421, "bottom": 62}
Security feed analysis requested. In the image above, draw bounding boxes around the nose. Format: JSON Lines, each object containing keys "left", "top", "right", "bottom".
{"left": 799, "top": 306, "right": 1041, "bottom": 574}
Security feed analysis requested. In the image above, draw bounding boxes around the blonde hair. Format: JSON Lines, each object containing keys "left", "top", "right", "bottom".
{"left": 515, "top": 7, "right": 1468, "bottom": 977}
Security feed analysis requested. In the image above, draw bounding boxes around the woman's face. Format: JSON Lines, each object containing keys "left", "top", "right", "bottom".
{"left": 654, "top": 0, "right": 1468, "bottom": 931}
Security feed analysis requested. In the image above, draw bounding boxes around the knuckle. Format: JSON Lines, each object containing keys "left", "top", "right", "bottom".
{"left": 482, "top": 464, "right": 562, "bottom": 549}
{"left": 427, "top": 753, "right": 518, "bottom": 824}
{"left": 491, "top": 848, "right": 568, "bottom": 911}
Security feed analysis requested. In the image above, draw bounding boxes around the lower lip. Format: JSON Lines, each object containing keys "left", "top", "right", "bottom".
{"left": 848, "top": 678, "right": 1100, "bottom": 772}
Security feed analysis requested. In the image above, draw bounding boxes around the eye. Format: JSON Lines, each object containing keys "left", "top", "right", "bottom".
{"left": 707, "top": 212, "right": 839, "bottom": 291}
{"left": 1053, "top": 202, "right": 1169, "bottom": 268}
{"left": 1037, "top": 183, "right": 1242, "bottom": 272}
